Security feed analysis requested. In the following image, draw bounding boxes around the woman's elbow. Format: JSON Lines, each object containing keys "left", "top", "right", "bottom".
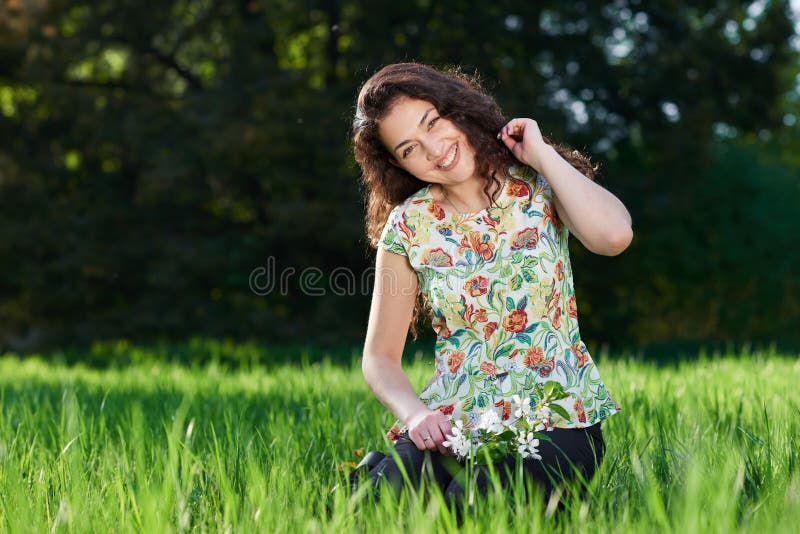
{"left": 606, "top": 225, "right": 633, "bottom": 256}
{"left": 361, "top": 351, "right": 397, "bottom": 379}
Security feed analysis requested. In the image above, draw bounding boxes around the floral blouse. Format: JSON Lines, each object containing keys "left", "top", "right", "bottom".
{"left": 377, "top": 164, "right": 622, "bottom": 443}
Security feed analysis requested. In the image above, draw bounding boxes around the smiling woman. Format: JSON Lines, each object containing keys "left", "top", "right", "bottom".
{"left": 379, "top": 96, "right": 488, "bottom": 212}
{"left": 350, "top": 62, "right": 629, "bottom": 516}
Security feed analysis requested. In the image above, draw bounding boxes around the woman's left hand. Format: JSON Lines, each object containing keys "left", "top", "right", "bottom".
{"left": 498, "top": 118, "right": 552, "bottom": 171}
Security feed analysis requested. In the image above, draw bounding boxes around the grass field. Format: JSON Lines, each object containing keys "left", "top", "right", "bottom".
{"left": 0, "top": 342, "right": 798, "bottom": 533}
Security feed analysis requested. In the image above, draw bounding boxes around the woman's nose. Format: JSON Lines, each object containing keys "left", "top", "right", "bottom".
{"left": 425, "top": 137, "right": 445, "bottom": 161}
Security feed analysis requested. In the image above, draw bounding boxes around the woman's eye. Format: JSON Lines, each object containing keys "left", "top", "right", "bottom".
{"left": 402, "top": 145, "right": 414, "bottom": 158}
{"left": 428, "top": 117, "right": 440, "bottom": 130}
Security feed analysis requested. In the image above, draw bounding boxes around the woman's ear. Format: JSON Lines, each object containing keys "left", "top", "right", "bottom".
{"left": 388, "top": 158, "right": 401, "bottom": 168}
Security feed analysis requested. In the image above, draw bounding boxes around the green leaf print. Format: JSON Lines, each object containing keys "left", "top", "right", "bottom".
{"left": 523, "top": 256, "right": 539, "bottom": 269}
{"left": 499, "top": 263, "right": 514, "bottom": 278}
{"left": 487, "top": 279, "right": 506, "bottom": 308}
{"left": 523, "top": 322, "right": 539, "bottom": 333}
{"left": 517, "top": 295, "right": 528, "bottom": 310}
{"left": 462, "top": 397, "right": 476, "bottom": 412}
{"left": 510, "top": 274, "right": 523, "bottom": 291}
{"left": 516, "top": 334, "right": 531, "bottom": 345}
{"left": 477, "top": 392, "right": 490, "bottom": 408}
{"left": 522, "top": 269, "right": 538, "bottom": 283}
{"left": 505, "top": 297, "right": 515, "bottom": 312}
{"left": 493, "top": 343, "right": 515, "bottom": 360}
{"left": 449, "top": 328, "right": 466, "bottom": 340}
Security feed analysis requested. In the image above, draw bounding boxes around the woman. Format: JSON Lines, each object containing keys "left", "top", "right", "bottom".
{"left": 352, "top": 62, "right": 631, "bottom": 511}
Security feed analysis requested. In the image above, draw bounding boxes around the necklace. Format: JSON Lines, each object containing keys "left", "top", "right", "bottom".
{"left": 441, "top": 188, "right": 480, "bottom": 215}
{"left": 440, "top": 184, "right": 498, "bottom": 215}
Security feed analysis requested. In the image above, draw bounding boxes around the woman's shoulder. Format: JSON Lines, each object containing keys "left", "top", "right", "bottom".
{"left": 388, "top": 185, "right": 434, "bottom": 221}
{"left": 506, "top": 164, "right": 552, "bottom": 201}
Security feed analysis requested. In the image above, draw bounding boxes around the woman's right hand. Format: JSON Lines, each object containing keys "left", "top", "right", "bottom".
{"left": 405, "top": 408, "right": 454, "bottom": 455}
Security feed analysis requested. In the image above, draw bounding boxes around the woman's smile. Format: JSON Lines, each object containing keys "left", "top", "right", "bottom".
{"left": 436, "top": 142, "right": 459, "bottom": 171}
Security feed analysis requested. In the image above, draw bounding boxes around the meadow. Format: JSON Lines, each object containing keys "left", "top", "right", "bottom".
{"left": 0, "top": 341, "right": 797, "bottom": 533}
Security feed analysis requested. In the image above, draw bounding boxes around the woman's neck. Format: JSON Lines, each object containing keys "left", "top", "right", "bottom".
{"left": 434, "top": 176, "right": 502, "bottom": 213}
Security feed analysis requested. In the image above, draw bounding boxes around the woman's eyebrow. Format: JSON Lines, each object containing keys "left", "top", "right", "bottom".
{"left": 393, "top": 107, "right": 435, "bottom": 152}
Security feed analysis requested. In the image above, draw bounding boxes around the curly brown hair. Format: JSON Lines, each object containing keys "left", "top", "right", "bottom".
{"left": 352, "top": 62, "right": 599, "bottom": 339}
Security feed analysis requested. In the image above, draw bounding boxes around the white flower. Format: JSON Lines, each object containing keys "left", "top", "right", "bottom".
{"left": 512, "top": 394, "right": 533, "bottom": 419}
{"left": 476, "top": 409, "right": 505, "bottom": 434}
{"left": 443, "top": 421, "right": 473, "bottom": 459}
{"left": 534, "top": 402, "right": 551, "bottom": 422}
{"left": 517, "top": 431, "right": 542, "bottom": 460}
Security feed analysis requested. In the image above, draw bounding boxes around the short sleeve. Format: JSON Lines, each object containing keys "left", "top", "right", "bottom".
{"left": 536, "top": 172, "right": 569, "bottom": 237}
{"left": 377, "top": 206, "right": 409, "bottom": 257}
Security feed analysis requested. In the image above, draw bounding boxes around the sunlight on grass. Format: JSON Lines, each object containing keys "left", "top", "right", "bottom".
{"left": 0, "top": 345, "right": 798, "bottom": 532}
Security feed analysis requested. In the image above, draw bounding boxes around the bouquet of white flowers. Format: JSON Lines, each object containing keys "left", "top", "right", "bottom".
{"left": 442, "top": 381, "right": 571, "bottom": 465}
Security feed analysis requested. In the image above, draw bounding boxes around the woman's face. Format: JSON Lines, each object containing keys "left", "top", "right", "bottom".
{"left": 378, "top": 96, "right": 479, "bottom": 186}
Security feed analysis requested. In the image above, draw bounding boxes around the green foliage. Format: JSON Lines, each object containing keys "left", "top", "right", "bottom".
{"left": 0, "top": 1, "right": 797, "bottom": 354}
{"left": 0, "top": 343, "right": 798, "bottom": 531}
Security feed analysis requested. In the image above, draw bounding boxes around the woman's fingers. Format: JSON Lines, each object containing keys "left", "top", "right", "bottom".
{"left": 411, "top": 428, "right": 436, "bottom": 452}
{"left": 411, "top": 415, "right": 456, "bottom": 455}
{"left": 409, "top": 432, "right": 425, "bottom": 450}
{"left": 499, "top": 118, "right": 537, "bottom": 140}
{"left": 427, "top": 426, "right": 447, "bottom": 454}
{"left": 438, "top": 421, "right": 454, "bottom": 455}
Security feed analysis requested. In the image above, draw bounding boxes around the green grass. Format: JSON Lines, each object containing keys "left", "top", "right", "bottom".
{"left": 0, "top": 344, "right": 798, "bottom": 532}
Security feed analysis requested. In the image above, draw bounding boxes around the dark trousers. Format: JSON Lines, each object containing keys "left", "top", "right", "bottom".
{"left": 367, "top": 422, "right": 605, "bottom": 511}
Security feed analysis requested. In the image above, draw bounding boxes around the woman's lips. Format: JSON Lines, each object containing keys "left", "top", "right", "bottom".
{"left": 437, "top": 142, "right": 459, "bottom": 171}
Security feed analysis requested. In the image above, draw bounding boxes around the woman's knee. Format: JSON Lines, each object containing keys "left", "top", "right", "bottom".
{"left": 368, "top": 441, "right": 424, "bottom": 489}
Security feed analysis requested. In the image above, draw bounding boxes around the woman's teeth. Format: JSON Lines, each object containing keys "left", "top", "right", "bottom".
{"left": 438, "top": 144, "right": 458, "bottom": 169}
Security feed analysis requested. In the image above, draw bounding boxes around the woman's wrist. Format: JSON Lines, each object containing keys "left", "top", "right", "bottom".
{"left": 401, "top": 403, "right": 436, "bottom": 428}
{"left": 525, "top": 142, "right": 558, "bottom": 172}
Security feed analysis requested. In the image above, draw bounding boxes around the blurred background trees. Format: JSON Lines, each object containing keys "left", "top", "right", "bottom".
{"left": 1, "top": 0, "right": 798, "bottom": 357}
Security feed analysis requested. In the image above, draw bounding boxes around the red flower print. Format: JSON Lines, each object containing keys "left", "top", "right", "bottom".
{"left": 464, "top": 276, "right": 489, "bottom": 297}
{"left": 511, "top": 227, "right": 539, "bottom": 250}
{"left": 555, "top": 260, "right": 564, "bottom": 281}
{"left": 421, "top": 247, "right": 453, "bottom": 267}
{"left": 509, "top": 349, "right": 519, "bottom": 359}
{"left": 523, "top": 346, "right": 545, "bottom": 368}
{"left": 523, "top": 348, "right": 554, "bottom": 377}
{"left": 506, "top": 178, "right": 529, "bottom": 197}
{"left": 571, "top": 342, "right": 590, "bottom": 368}
{"left": 447, "top": 351, "right": 465, "bottom": 373}
{"left": 463, "top": 304, "right": 489, "bottom": 325}
{"left": 386, "top": 423, "right": 401, "bottom": 441}
{"left": 483, "top": 322, "right": 497, "bottom": 340}
{"left": 545, "top": 287, "right": 559, "bottom": 314}
{"left": 459, "top": 231, "right": 495, "bottom": 261}
{"left": 502, "top": 309, "right": 528, "bottom": 333}
{"left": 437, "top": 404, "right": 455, "bottom": 416}
{"left": 479, "top": 361, "right": 497, "bottom": 375}
{"left": 495, "top": 399, "right": 512, "bottom": 420}
{"left": 574, "top": 397, "right": 587, "bottom": 423}
{"left": 552, "top": 307, "right": 562, "bottom": 330}
{"left": 480, "top": 212, "right": 499, "bottom": 230}
{"left": 543, "top": 203, "right": 563, "bottom": 231}
{"left": 567, "top": 295, "right": 578, "bottom": 319}
{"left": 398, "top": 218, "right": 414, "bottom": 240}
{"left": 428, "top": 199, "right": 446, "bottom": 220}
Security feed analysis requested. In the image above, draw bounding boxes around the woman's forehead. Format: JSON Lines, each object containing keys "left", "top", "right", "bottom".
{"left": 379, "top": 97, "right": 436, "bottom": 141}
